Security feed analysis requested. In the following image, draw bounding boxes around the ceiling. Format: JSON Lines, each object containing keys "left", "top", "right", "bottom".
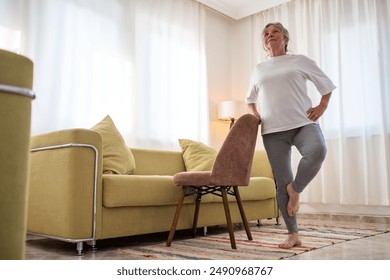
{"left": 197, "top": 0, "right": 293, "bottom": 20}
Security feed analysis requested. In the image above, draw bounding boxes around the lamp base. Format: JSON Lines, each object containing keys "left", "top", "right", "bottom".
{"left": 229, "top": 118, "right": 235, "bottom": 129}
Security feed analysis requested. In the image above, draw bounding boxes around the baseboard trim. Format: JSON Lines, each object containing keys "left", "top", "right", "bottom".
{"left": 297, "top": 203, "right": 390, "bottom": 224}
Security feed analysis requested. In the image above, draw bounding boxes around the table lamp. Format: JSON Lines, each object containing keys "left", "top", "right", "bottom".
{"left": 218, "top": 100, "right": 247, "bottom": 129}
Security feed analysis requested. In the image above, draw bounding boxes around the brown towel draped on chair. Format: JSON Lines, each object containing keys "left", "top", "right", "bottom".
{"left": 166, "top": 114, "right": 260, "bottom": 249}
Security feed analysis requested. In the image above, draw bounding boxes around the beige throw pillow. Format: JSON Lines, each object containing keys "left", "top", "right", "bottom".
{"left": 91, "top": 115, "right": 135, "bottom": 174}
{"left": 178, "top": 139, "right": 217, "bottom": 171}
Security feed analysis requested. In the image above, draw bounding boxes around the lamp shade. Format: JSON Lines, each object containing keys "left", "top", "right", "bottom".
{"left": 218, "top": 100, "right": 247, "bottom": 121}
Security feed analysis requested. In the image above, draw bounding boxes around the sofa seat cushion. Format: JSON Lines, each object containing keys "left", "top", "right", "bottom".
{"left": 103, "top": 175, "right": 275, "bottom": 207}
{"left": 103, "top": 175, "right": 214, "bottom": 207}
{"left": 210, "top": 177, "right": 276, "bottom": 203}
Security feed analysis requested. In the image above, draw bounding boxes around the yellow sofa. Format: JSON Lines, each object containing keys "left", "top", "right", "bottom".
{"left": 27, "top": 123, "right": 278, "bottom": 255}
{"left": 0, "top": 49, "right": 35, "bottom": 260}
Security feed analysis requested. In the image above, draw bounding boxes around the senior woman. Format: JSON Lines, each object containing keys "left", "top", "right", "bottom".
{"left": 246, "top": 22, "right": 336, "bottom": 249}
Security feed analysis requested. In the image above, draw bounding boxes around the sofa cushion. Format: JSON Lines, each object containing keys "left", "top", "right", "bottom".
{"left": 91, "top": 115, "right": 135, "bottom": 175}
{"left": 131, "top": 148, "right": 186, "bottom": 175}
{"left": 244, "top": 177, "right": 276, "bottom": 200}
{"left": 250, "top": 150, "right": 274, "bottom": 179}
{"left": 103, "top": 175, "right": 214, "bottom": 207}
{"left": 102, "top": 175, "right": 274, "bottom": 208}
{"left": 210, "top": 177, "right": 276, "bottom": 203}
{"left": 178, "top": 139, "right": 217, "bottom": 171}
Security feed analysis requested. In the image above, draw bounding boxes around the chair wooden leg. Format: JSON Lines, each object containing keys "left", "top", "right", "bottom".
{"left": 233, "top": 186, "right": 253, "bottom": 241}
{"left": 192, "top": 188, "right": 202, "bottom": 237}
{"left": 166, "top": 186, "right": 187, "bottom": 247}
{"left": 221, "top": 187, "right": 236, "bottom": 249}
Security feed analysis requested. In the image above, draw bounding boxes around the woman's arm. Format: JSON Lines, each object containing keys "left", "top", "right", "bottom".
{"left": 307, "top": 92, "right": 332, "bottom": 121}
{"left": 248, "top": 103, "right": 261, "bottom": 123}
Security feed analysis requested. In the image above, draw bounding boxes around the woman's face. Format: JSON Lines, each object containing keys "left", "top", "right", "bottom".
{"left": 263, "top": 25, "right": 287, "bottom": 54}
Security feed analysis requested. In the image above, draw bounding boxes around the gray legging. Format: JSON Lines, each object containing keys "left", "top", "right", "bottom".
{"left": 262, "top": 123, "right": 327, "bottom": 233}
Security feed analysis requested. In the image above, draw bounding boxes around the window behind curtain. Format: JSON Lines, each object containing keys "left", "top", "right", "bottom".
{"left": 0, "top": 0, "right": 208, "bottom": 150}
{"left": 131, "top": 0, "right": 208, "bottom": 149}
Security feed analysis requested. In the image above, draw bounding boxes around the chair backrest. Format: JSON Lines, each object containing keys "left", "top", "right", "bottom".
{"left": 210, "top": 114, "right": 259, "bottom": 186}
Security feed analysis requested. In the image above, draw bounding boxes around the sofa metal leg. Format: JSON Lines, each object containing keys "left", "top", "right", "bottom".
{"left": 88, "top": 240, "right": 97, "bottom": 251}
{"left": 76, "top": 242, "right": 84, "bottom": 256}
{"left": 203, "top": 226, "right": 207, "bottom": 236}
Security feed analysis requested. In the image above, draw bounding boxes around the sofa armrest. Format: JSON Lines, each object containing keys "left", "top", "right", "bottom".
{"left": 27, "top": 129, "right": 103, "bottom": 241}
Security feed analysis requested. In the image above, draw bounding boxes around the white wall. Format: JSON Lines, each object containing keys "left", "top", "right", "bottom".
{"left": 205, "top": 10, "right": 263, "bottom": 149}
{"left": 204, "top": 9, "right": 233, "bottom": 148}
{"left": 230, "top": 17, "right": 253, "bottom": 102}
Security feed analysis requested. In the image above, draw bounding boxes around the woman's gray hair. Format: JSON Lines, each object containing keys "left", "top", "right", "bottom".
{"left": 262, "top": 22, "right": 290, "bottom": 52}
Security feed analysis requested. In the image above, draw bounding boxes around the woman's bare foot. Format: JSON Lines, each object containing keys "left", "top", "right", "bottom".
{"left": 287, "top": 183, "right": 300, "bottom": 217}
{"left": 278, "top": 232, "right": 302, "bottom": 249}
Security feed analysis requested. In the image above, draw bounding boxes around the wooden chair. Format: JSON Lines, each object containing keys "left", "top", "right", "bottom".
{"left": 166, "top": 114, "right": 260, "bottom": 249}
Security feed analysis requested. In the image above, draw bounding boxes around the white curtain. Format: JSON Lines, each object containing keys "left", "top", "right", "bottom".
{"left": 253, "top": 0, "right": 390, "bottom": 206}
{"left": 0, "top": 0, "right": 208, "bottom": 150}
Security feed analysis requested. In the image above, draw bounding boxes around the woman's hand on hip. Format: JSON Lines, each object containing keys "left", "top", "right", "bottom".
{"left": 307, "top": 104, "right": 326, "bottom": 121}
{"left": 307, "top": 92, "right": 332, "bottom": 121}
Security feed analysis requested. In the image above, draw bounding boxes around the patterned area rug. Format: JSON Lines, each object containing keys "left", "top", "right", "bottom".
{"left": 25, "top": 221, "right": 388, "bottom": 260}
{"left": 113, "top": 222, "right": 388, "bottom": 260}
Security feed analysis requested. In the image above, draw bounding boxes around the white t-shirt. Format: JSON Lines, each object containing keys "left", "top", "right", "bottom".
{"left": 246, "top": 54, "right": 336, "bottom": 135}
